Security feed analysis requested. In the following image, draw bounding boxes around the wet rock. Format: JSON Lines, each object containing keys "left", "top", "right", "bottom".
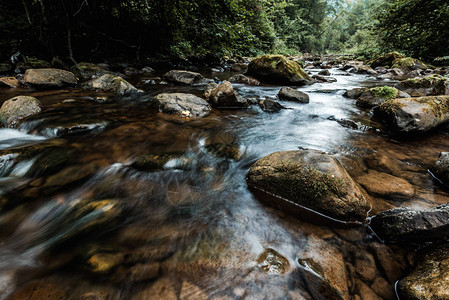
{"left": 364, "top": 154, "right": 399, "bottom": 174}
{"left": 204, "top": 82, "right": 218, "bottom": 100}
{"left": 370, "top": 277, "right": 395, "bottom": 299}
{"left": 370, "top": 52, "right": 405, "bottom": 69}
{"left": 356, "top": 170, "right": 415, "bottom": 200}
{"left": 431, "top": 152, "right": 449, "bottom": 185}
{"left": 0, "top": 77, "right": 20, "bottom": 88}
{"left": 318, "top": 69, "right": 331, "bottom": 76}
{"left": 87, "top": 252, "right": 124, "bottom": 273}
{"left": 247, "top": 150, "right": 369, "bottom": 222}
{"left": 180, "top": 281, "right": 208, "bottom": 300}
{"left": 256, "top": 248, "right": 290, "bottom": 274}
{"left": 374, "top": 96, "right": 449, "bottom": 134}
{"left": 164, "top": 70, "right": 204, "bottom": 85}
{"left": 133, "top": 277, "right": 177, "bottom": 300}
{"left": 343, "top": 88, "right": 368, "bottom": 99}
{"left": 130, "top": 153, "right": 184, "bottom": 171}
{"left": 228, "top": 74, "right": 260, "bottom": 85}
{"left": 153, "top": 93, "right": 212, "bottom": 118}
{"left": 246, "top": 55, "right": 311, "bottom": 86}
{"left": 231, "top": 63, "right": 248, "bottom": 73}
{"left": 370, "top": 203, "right": 449, "bottom": 243}
{"left": 0, "top": 96, "right": 43, "bottom": 128}
{"left": 356, "top": 65, "right": 377, "bottom": 75}
{"left": 312, "top": 75, "right": 337, "bottom": 83}
{"left": 71, "top": 62, "right": 110, "bottom": 81}
{"left": 398, "top": 75, "right": 449, "bottom": 97}
{"left": 278, "top": 87, "right": 310, "bottom": 103}
{"left": 7, "top": 278, "right": 70, "bottom": 300}
{"left": 141, "top": 66, "right": 155, "bottom": 74}
{"left": 24, "top": 68, "right": 77, "bottom": 88}
{"left": 259, "top": 99, "right": 285, "bottom": 113}
{"left": 42, "top": 164, "right": 97, "bottom": 194}
{"left": 123, "top": 67, "right": 142, "bottom": 76}
{"left": 356, "top": 86, "right": 403, "bottom": 109}
{"left": 398, "top": 245, "right": 449, "bottom": 300}
{"left": 392, "top": 57, "right": 430, "bottom": 73}
{"left": 82, "top": 74, "right": 142, "bottom": 95}
{"left": 356, "top": 280, "right": 382, "bottom": 300}
{"left": 205, "top": 143, "right": 241, "bottom": 160}
{"left": 352, "top": 250, "right": 377, "bottom": 281}
{"left": 207, "top": 81, "right": 249, "bottom": 108}
{"left": 25, "top": 58, "right": 52, "bottom": 69}
{"left": 297, "top": 235, "right": 349, "bottom": 300}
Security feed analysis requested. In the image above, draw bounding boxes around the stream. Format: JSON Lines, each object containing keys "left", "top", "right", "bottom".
{"left": 1, "top": 68, "right": 448, "bottom": 299}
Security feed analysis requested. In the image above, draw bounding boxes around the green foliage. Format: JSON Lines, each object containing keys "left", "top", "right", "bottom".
{"left": 376, "top": 0, "right": 449, "bottom": 59}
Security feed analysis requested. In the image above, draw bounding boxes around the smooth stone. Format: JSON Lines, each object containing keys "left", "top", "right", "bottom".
{"left": 164, "top": 70, "right": 204, "bottom": 85}
{"left": 278, "top": 87, "right": 309, "bottom": 103}
{"left": 259, "top": 99, "right": 285, "bottom": 113}
{"left": 0, "top": 77, "right": 20, "bottom": 88}
{"left": 24, "top": 68, "right": 77, "bottom": 88}
{"left": 207, "top": 81, "right": 248, "bottom": 108}
{"left": 228, "top": 74, "right": 260, "bottom": 85}
{"left": 0, "top": 96, "right": 43, "bottom": 128}
{"left": 82, "top": 74, "right": 142, "bottom": 95}
{"left": 356, "top": 170, "right": 415, "bottom": 200}
{"left": 153, "top": 93, "right": 212, "bottom": 118}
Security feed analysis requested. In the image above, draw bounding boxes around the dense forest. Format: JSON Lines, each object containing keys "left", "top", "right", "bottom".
{"left": 0, "top": 0, "right": 448, "bottom": 63}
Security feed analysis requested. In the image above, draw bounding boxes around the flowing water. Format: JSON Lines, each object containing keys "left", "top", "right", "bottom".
{"left": 0, "top": 69, "right": 448, "bottom": 299}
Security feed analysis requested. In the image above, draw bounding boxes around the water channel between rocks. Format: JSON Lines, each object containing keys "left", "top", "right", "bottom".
{"left": 0, "top": 69, "right": 448, "bottom": 299}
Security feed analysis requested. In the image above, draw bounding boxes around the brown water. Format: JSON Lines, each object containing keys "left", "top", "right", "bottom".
{"left": 0, "top": 69, "right": 447, "bottom": 299}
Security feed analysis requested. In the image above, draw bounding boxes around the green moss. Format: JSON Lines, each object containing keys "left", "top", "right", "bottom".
{"left": 370, "top": 86, "right": 399, "bottom": 100}
{"left": 379, "top": 99, "right": 405, "bottom": 114}
{"left": 401, "top": 75, "right": 448, "bottom": 95}
{"left": 415, "top": 96, "right": 449, "bottom": 119}
{"left": 392, "top": 57, "right": 430, "bottom": 70}
{"left": 370, "top": 52, "right": 404, "bottom": 68}
{"left": 264, "top": 163, "right": 348, "bottom": 201}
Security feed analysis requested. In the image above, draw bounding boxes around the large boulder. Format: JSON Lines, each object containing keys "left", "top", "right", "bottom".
{"left": 370, "top": 203, "right": 449, "bottom": 243}
{"left": 0, "top": 96, "right": 43, "bottom": 128}
{"left": 153, "top": 93, "right": 211, "bottom": 118}
{"left": 206, "top": 81, "right": 249, "bottom": 108}
{"left": 82, "top": 74, "right": 142, "bottom": 95}
{"left": 163, "top": 70, "right": 204, "bottom": 85}
{"left": 370, "top": 52, "right": 405, "bottom": 69}
{"left": 24, "top": 68, "right": 77, "bottom": 88}
{"left": 392, "top": 57, "right": 430, "bottom": 73}
{"left": 431, "top": 152, "right": 449, "bottom": 185}
{"left": 398, "top": 75, "right": 449, "bottom": 97}
{"left": 246, "top": 55, "right": 311, "bottom": 86}
{"left": 398, "top": 245, "right": 449, "bottom": 299}
{"left": 356, "top": 86, "right": 407, "bottom": 109}
{"left": 277, "top": 87, "right": 309, "bottom": 103}
{"left": 247, "top": 150, "right": 370, "bottom": 222}
{"left": 374, "top": 96, "right": 449, "bottom": 134}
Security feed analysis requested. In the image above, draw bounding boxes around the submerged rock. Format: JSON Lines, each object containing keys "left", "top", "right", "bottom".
{"left": 206, "top": 81, "right": 249, "bottom": 108}
{"left": 398, "top": 75, "right": 449, "bottom": 97}
{"left": 431, "top": 152, "right": 449, "bottom": 185}
{"left": 259, "top": 99, "right": 285, "bottom": 113}
{"left": 131, "top": 153, "right": 184, "bottom": 171}
{"left": 153, "top": 93, "right": 211, "bottom": 118}
{"left": 228, "top": 74, "right": 260, "bottom": 85}
{"left": 374, "top": 96, "right": 449, "bottom": 134}
{"left": 247, "top": 150, "right": 369, "bottom": 222}
{"left": 231, "top": 62, "right": 248, "bottom": 73}
{"left": 164, "top": 70, "right": 204, "bottom": 85}
{"left": 246, "top": 55, "right": 311, "bottom": 86}
{"left": 297, "top": 235, "right": 349, "bottom": 300}
{"left": 356, "top": 170, "right": 415, "bottom": 201}
{"left": 24, "top": 68, "right": 77, "bottom": 88}
{"left": 278, "top": 87, "right": 310, "bottom": 103}
{"left": 398, "top": 245, "right": 449, "bottom": 299}
{"left": 82, "top": 74, "right": 142, "bottom": 95}
{"left": 0, "top": 96, "right": 43, "bottom": 128}
{"left": 257, "top": 248, "right": 290, "bottom": 275}
{"left": 370, "top": 203, "right": 449, "bottom": 243}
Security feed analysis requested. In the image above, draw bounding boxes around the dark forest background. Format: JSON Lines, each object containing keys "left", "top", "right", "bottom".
{"left": 0, "top": 0, "right": 448, "bottom": 63}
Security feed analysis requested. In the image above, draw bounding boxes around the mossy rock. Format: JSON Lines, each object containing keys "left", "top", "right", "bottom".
{"left": 0, "top": 96, "right": 44, "bottom": 128}
{"left": 375, "top": 96, "right": 449, "bottom": 133}
{"left": 400, "top": 75, "right": 449, "bottom": 96}
{"left": 71, "top": 62, "right": 109, "bottom": 81}
{"left": 25, "top": 57, "right": 51, "bottom": 69}
{"left": 246, "top": 55, "right": 311, "bottom": 86}
{"left": 247, "top": 150, "right": 369, "bottom": 222}
{"left": 357, "top": 86, "right": 400, "bottom": 109}
{"left": 370, "top": 52, "right": 404, "bottom": 69}
{"left": 392, "top": 57, "right": 430, "bottom": 71}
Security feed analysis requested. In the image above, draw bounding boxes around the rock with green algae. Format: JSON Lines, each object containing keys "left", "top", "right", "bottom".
{"left": 356, "top": 86, "right": 407, "bottom": 109}
{"left": 82, "top": 74, "right": 142, "bottom": 95}
{"left": 370, "top": 52, "right": 405, "bottom": 69}
{"left": 392, "top": 57, "right": 430, "bottom": 72}
{"left": 71, "top": 62, "right": 110, "bottom": 81}
{"left": 399, "top": 75, "right": 449, "bottom": 96}
{"left": 0, "top": 96, "right": 43, "bottom": 128}
{"left": 398, "top": 245, "right": 449, "bottom": 300}
{"left": 247, "top": 150, "right": 370, "bottom": 222}
{"left": 374, "top": 95, "right": 449, "bottom": 134}
{"left": 246, "top": 55, "right": 311, "bottom": 86}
